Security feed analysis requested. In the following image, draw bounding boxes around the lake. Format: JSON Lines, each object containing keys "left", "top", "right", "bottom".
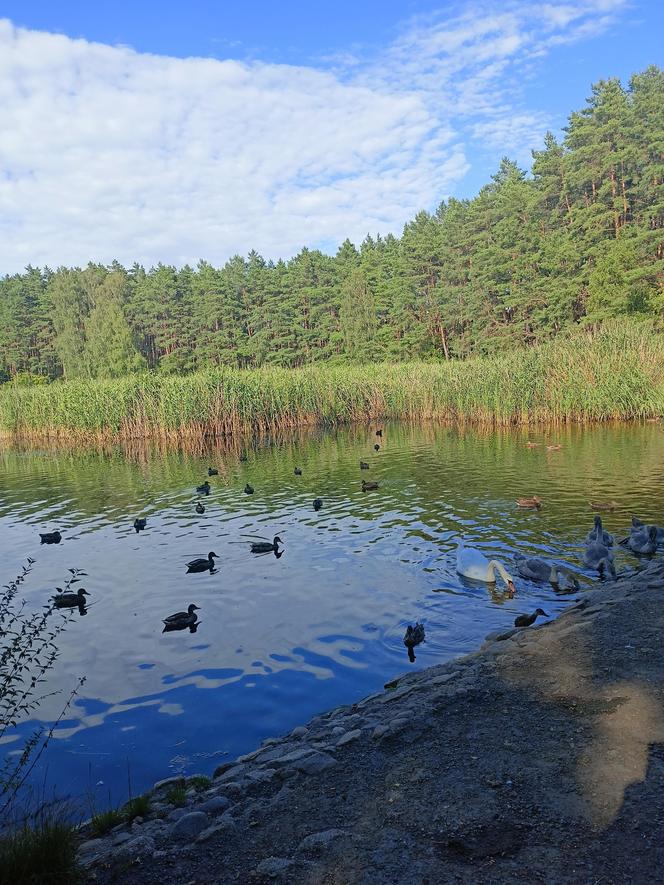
{"left": 1, "top": 421, "right": 663, "bottom": 810}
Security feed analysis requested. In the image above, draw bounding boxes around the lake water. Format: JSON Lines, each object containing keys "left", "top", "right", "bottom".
{"left": 1, "top": 421, "right": 663, "bottom": 809}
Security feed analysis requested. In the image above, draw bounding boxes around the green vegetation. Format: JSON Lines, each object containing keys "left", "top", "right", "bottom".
{"left": 0, "top": 322, "right": 662, "bottom": 439}
{"left": 89, "top": 807, "right": 125, "bottom": 838}
{"left": 122, "top": 794, "right": 151, "bottom": 821}
{"left": 1, "top": 67, "right": 663, "bottom": 381}
{"left": 0, "top": 817, "right": 81, "bottom": 885}
{"left": 165, "top": 784, "right": 188, "bottom": 807}
{"left": 188, "top": 775, "right": 212, "bottom": 791}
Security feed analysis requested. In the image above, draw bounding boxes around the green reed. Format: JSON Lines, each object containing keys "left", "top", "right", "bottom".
{"left": 1, "top": 322, "right": 663, "bottom": 441}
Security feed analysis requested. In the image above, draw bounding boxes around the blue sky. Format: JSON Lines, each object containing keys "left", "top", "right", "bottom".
{"left": 0, "top": 1, "right": 662, "bottom": 270}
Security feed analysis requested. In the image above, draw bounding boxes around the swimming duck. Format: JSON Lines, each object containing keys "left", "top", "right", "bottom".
{"left": 362, "top": 480, "right": 379, "bottom": 491}
{"left": 360, "top": 461, "right": 370, "bottom": 470}
{"left": 525, "top": 442, "right": 540, "bottom": 448}
{"left": 456, "top": 542, "right": 516, "bottom": 596}
{"left": 250, "top": 536, "right": 282, "bottom": 554}
{"left": 582, "top": 540, "right": 616, "bottom": 579}
{"left": 186, "top": 551, "right": 218, "bottom": 572}
{"left": 208, "top": 467, "right": 219, "bottom": 476}
{"left": 40, "top": 530, "right": 62, "bottom": 544}
{"left": 626, "top": 525, "right": 658, "bottom": 555}
{"left": 374, "top": 443, "right": 380, "bottom": 451}
{"left": 313, "top": 498, "right": 323, "bottom": 511}
{"left": 546, "top": 444, "right": 562, "bottom": 451}
{"left": 294, "top": 467, "right": 302, "bottom": 475}
{"left": 52, "top": 587, "right": 89, "bottom": 608}
{"left": 376, "top": 429, "right": 383, "bottom": 437}
{"left": 133, "top": 518, "right": 147, "bottom": 533}
{"left": 514, "top": 554, "right": 580, "bottom": 590}
{"left": 163, "top": 603, "right": 200, "bottom": 630}
{"left": 239, "top": 453, "right": 248, "bottom": 462}
{"left": 403, "top": 623, "right": 425, "bottom": 649}
{"left": 585, "top": 515, "right": 613, "bottom": 547}
{"left": 515, "top": 496, "right": 542, "bottom": 509}
{"left": 197, "top": 481, "right": 211, "bottom": 495}
{"left": 590, "top": 500, "right": 619, "bottom": 511}
{"left": 514, "top": 608, "right": 548, "bottom": 628}
{"left": 244, "top": 484, "right": 254, "bottom": 495}
{"left": 195, "top": 502, "right": 205, "bottom": 514}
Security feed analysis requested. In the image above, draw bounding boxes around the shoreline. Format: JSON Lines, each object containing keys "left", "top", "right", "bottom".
{"left": 80, "top": 559, "right": 664, "bottom": 883}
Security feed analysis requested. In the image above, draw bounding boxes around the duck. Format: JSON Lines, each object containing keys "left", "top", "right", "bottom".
{"left": 514, "top": 554, "right": 580, "bottom": 590}
{"left": 133, "top": 518, "right": 147, "bottom": 533}
{"left": 52, "top": 587, "right": 89, "bottom": 608}
{"left": 208, "top": 467, "right": 219, "bottom": 476}
{"left": 403, "top": 623, "right": 425, "bottom": 649}
{"left": 294, "top": 467, "right": 302, "bottom": 476}
{"left": 626, "top": 525, "right": 658, "bottom": 555}
{"left": 196, "top": 481, "right": 211, "bottom": 495}
{"left": 250, "top": 536, "right": 282, "bottom": 554}
{"left": 514, "top": 608, "right": 548, "bottom": 628}
{"left": 163, "top": 603, "right": 200, "bottom": 630}
{"left": 590, "top": 500, "right": 619, "bottom": 511}
{"left": 360, "top": 461, "right": 370, "bottom": 470}
{"left": 362, "top": 480, "right": 379, "bottom": 491}
{"left": 186, "top": 551, "right": 218, "bottom": 573}
{"left": 313, "top": 498, "right": 323, "bottom": 511}
{"left": 244, "top": 484, "right": 254, "bottom": 495}
{"left": 585, "top": 515, "right": 613, "bottom": 547}
{"left": 40, "top": 530, "right": 62, "bottom": 544}
{"left": 376, "top": 429, "right": 383, "bottom": 437}
{"left": 239, "top": 453, "right": 248, "bottom": 462}
{"left": 195, "top": 502, "right": 205, "bottom": 514}
{"left": 374, "top": 443, "right": 381, "bottom": 451}
{"left": 582, "top": 540, "right": 616, "bottom": 579}
{"left": 546, "top": 444, "right": 562, "bottom": 451}
{"left": 456, "top": 542, "right": 516, "bottom": 596}
{"left": 525, "top": 442, "right": 540, "bottom": 448}
{"left": 515, "top": 496, "right": 542, "bottom": 509}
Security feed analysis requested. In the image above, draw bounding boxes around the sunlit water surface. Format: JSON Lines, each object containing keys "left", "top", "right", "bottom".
{"left": 1, "top": 422, "right": 663, "bottom": 807}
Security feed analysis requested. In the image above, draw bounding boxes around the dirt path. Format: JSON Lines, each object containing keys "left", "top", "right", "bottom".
{"left": 84, "top": 561, "right": 664, "bottom": 884}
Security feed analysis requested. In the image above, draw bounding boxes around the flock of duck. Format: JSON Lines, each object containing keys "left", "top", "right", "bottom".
{"left": 39, "top": 430, "right": 664, "bottom": 659}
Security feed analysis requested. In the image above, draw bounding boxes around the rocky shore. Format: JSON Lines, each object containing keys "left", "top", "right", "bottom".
{"left": 81, "top": 561, "right": 664, "bottom": 884}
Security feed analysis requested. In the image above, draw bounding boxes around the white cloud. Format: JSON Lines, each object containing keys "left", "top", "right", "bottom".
{"left": 0, "top": 2, "right": 627, "bottom": 272}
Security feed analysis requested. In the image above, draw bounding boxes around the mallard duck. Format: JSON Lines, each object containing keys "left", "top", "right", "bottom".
{"left": 133, "top": 518, "right": 147, "bottom": 533}
{"left": 585, "top": 515, "right": 613, "bottom": 547}
{"left": 52, "top": 587, "right": 89, "bottom": 608}
{"left": 186, "top": 551, "right": 218, "bottom": 572}
{"left": 163, "top": 603, "right": 200, "bottom": 630}
{"left": 208, "top": 467, "right": 219, "bottom": 476}
{"left": 403, "top": 622, "right": 425, "bottom": 649}
{"left": 360, "top": 461, "right": 370, "bottom": 470}
{"left": 374, "top": 443, "right": 380, "bottom": 451}
{"left": 546, "top": 444, "right": 562, "bottom": 451}
{"left": 197, "top": 481, "right": 211, "bottom": 495}
{"left": 195, "top": 502, "right": 205, "bottom": 514}
{"left": 239, "top": 453, "right": 248, "bottom": 462}
{"left": 313, "top": 498, "right": 323, "bottom": 511}
{"left": 456, "top": 541, "right": 516, "bottom": 596}
{"left": 244, "top": 484, "right": 254, "bottom": 495}
{"left": 525, "top": 442, "right": 540, "bottom": 448}
{"left": 515, "top": 496, "right": 541, "bottom": 509}
{"left": 362, "top": 480, "right": 379, "bottom": 491}
{"left": 40, "top": 530, "right": 62, "bottom": 544}
{"left": 514, "top": 608, "right": 548, "bottom": 628}
{"left": 294, "top": 467, "right": 302, "bottom": 475}
{"left": 582, "top": 539, "right": 616, "bottom": 579}
{"left": 626, "top": 525, "right": 658, "bottom": 555}
{"left": 250, "top": 536, "right": 282, "bottom": 554}
{"left": 514, "top": 554, "right": 579, "bottom": 590}
{"left": 376, "top": 429, "right": 383, "bottom": 437}
{"left": 590, "top": 500, "right": 619, "bottom": 511}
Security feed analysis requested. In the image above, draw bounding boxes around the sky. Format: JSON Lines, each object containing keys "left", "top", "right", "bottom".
{"left": 0, "top": 0, "right": 662, "bottom": 272}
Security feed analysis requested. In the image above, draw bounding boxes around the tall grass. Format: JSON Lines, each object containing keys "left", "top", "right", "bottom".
{"left": 1, "top": 322, "right": 663, "bottom": 441}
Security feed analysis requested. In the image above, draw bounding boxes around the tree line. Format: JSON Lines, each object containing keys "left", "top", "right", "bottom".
{"left": 1, "top": 66, "right": 662, "bottom": 382}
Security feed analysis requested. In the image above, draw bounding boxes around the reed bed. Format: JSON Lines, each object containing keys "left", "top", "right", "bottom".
{"left": 1, "top": 323, "right": 663, "bottom": 442}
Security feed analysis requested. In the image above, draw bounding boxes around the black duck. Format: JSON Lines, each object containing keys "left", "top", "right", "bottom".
{"left": 360, "top": 461, "right": 370, "bottom": 470}
{"left": 52, "top": 587, "right": 89, "bottom": 608}
{"left": 163, "top": 603, "right": 200, "bottom": 630}
{"left": 195, "top": 502, "right": 205, "bottom": 514}
{"left": 250, "top": 536, "right": 282, "bottom": 554}
{"left": 244, "top": 484, "right": 254, "bottom": 495}
{"left": 186, "top": 551, "right": 218, "bottom": 572}
{"left": 514, "top": 608, "right": 548, "bottom": 628}
{"left": 313, "top": 498, "right": 323, "bottom": 511}
{"left": 133, "top": 518, "right": 147, "bottom": 533}
{"left": 362, "top": 480, "right": 379, "bottom": 491}
{"left": 208, "top": 467, "right": 219, "bottom": 476}
{"left": 197, "top": 481, "right": 211, "bottom": 495}
{"left": 374, "top": 443, "right": 380, "bottom": 451}
{"left": 40, "top": 530, "right": 62, "bottom": 544}
{"left": 294, "top": 467, "right": 302, "bottom": 475}
{"left": 376, "top": 429, "right": 383, "bottom": 437}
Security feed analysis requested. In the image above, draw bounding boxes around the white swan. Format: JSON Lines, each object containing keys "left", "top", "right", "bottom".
{"left": 582, "top": 539, "right": 616, "bottom": 579}
{"left": 456, "top": 542, "right": 516, "bottom": 595}
{"left": 514, "top": 554, "right": 580, "bottom": 590}
{"left": 585, "top": 515, "right": 613, "bottom": 547}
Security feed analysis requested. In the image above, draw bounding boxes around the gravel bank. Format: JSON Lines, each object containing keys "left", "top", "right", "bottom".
{"left": 81, "top": 560, "right": 664, "bottom": 884}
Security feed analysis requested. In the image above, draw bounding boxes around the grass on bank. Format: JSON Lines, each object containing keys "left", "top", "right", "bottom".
{"left": 1, "top": 322, "right": 663, "bottom": 440}
{"left": 0, "top": 818, "right": 81, "bottom": 885}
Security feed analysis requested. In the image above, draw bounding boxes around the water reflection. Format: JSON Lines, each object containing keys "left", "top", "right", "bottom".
{"left": 1, "top": 421, "right": 663, "bottom": 803}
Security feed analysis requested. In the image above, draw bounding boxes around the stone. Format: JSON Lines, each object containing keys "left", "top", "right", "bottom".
{"left": 153, "top": 775, "right": 185, "bottom": 792}
{"left": 236, "top": 748, "right": 262, "bottom": 763}
{"left": 199, "top": 795, "right": 230, "bottom": 815}
{"left": 290, "top": 751, "right": 336, "bottom": 775}
{"left": 111, "top": 831, "right": 132, "bottom": 846}
{"left": 273, "top": 747, "right": 315, "bottom": 766}
{"left": 195, "top": 814, "right": 237, "bottom": 843}
{"left": 291, "top": 726, "right": 308, "bottom": 738}
{"left": 331, "top": 726, "right": 345, "bottom": 737}
{"left": 213, "top": 761, "right": 236, "bottom": 778}
{"left": 255, "top": 856, "right": 294, "bottom": 877}
{"left": 168, "top": 807, "right": 188, "bottom": 822}
{"left": 336, "top": 729, "right": 362, "bottom": 747}
{"left": 648, "top": 579, "right": 664, "bottom": 589}
{"left": 215, "top": 764, "right": 246, "bottom": 782}
{"left": 372, "top": 724, "right": 389, "bottom": 739}
{"left": 246, "top": 768, "right": 277, "bottom": 783}
{"left": 432, "top": 672, "right": 457, "bottom": 685}
{"left": 78, "top": 838, "right": 105, "bottom": 856}
{"left": 296, "top": 828, "right": 352, "bottom": 856}
{"left": 170, "top": 811, "right": 209, "bottom": 841}
{"left": 115, "top": 834, "right": 156, "bottom": 860}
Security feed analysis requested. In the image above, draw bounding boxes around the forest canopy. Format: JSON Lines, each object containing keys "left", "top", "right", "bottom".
{"left": 1, "top": 66, "right": 663, "bottom": 382}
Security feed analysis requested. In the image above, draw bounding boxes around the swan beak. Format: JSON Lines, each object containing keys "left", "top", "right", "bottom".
{"left": 507, "top": 581, "right": 516, "bottom": 597}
